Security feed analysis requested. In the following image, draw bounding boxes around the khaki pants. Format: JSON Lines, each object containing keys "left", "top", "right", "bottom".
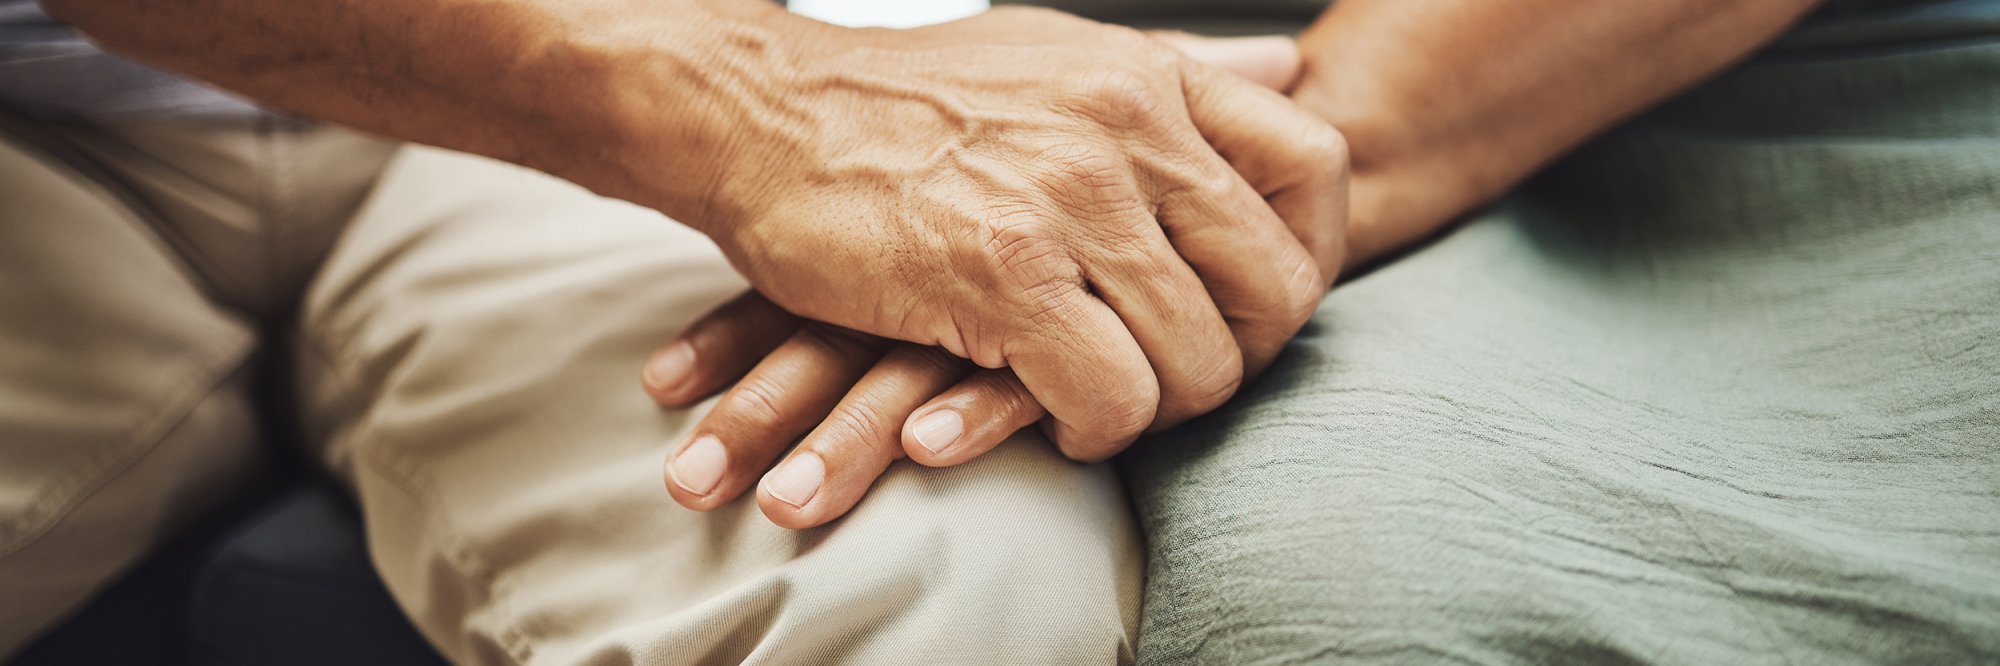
{"left": 0, "top": 117, "right": 1141, "bottom": 664}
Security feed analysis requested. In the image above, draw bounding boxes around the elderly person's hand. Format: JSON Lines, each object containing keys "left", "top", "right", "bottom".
{"left": 54, "top": 0, "right": 1341, "bottom": 497}
{"left": 645, "top": 33, "right": 1339, "bottom": 527}
{"left": 45, "top": 0, "right": 1342, "bottom": 525}
{"left": 679, "top": 7, "right": 1344, "bottom": 466}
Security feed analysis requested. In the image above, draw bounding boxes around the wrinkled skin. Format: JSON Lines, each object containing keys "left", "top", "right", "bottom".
{"left": 648, "top": 29, "right": 1343, "bottom": 528}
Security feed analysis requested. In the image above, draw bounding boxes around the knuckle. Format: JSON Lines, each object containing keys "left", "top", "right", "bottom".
{"left": 974, "top": 214, "right": 1085, "bottom": 303}
{"left": 722, "top": 377, "right": 790, "bottom": 431}
{"left": 1280, "top": 255, "right": 1326, "bottom": 326}
{"left": 1095, "top": 392, "right": 1157, "bottom": 440}
{"left": 1068, "top": 66, "right": 1171, "bottom": 133}
{"left": 1166, "top": 351, "right": 1244, "bottom": 420}
{"left": 1233, "top": 255, "right": 1323, "bottom": 362}
{"left": 1183, "top": 163, "right": 1247, "bottom": 207}
{"left": 1033, "top": 143, "right": 1130, "bottom": 211}
{"left": 976, "top": 371, "right": 1035, "bottom": 417}
{"left": 1298, "top": 123, "right": 1350, "bottom": 172}
{"left": 977, "top": 212, "right": 1059, "bottom": 271}
{"left": 1013, "top": 274, "right": 1087, "bottom": 333}
{"left": 820, "top": 400, "right": 892, "bottom": 453}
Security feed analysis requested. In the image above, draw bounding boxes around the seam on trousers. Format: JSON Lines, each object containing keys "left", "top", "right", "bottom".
{"left": 298, "top": 334, "right": 537, "bottom": 665}
{"left": 0, "top": 344, "right": 254, "bottom": 558}
{"left": 0, "top": 126, "right": 260, "bottom": 558}
{"left": 0, "top": 116, "right": 258, "bottom": 307}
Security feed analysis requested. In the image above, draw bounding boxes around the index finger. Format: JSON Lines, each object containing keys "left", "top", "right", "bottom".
{"left": 1181, "top": 54, "right": 1350, "bottom": 284}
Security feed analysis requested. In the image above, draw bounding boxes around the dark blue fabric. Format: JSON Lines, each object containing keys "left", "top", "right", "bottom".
{"left": 12, "top": 480, "right": 444, "bottom": 666}
{"left": 0, "top": 0, "right": 261, "bottom": 118}
{"left": 186, "top": 483, "right": 445, "bottom": 666}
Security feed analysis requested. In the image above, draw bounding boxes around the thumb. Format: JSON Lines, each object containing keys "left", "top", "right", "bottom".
{"left": 1149, "top": 32, "right": 1302, "bottom": 92}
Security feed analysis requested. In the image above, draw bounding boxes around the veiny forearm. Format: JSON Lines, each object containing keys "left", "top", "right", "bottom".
{"left": 1294, "top": 0, "right": 1824, "bottom": 265}
{"left": 41, "top": 0, "right": 817, "bottom": 228}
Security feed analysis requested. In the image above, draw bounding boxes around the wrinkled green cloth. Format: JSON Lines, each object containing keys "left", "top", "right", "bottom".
{"left": 1119, "top": 2, "right": 2000, "bottom": 663}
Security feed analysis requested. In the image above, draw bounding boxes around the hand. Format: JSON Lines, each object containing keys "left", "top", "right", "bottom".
{"left": 644, "top": 293, "right": 979, "bottom": 527}
{"left": 647, "top": 32, "right": 1341, "bottom": 527}
{"left": 660, "top": 7, "right": 1343, "bottom": 470}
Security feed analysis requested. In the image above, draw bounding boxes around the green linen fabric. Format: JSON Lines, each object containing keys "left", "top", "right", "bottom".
{"left": 1119, "top": 2, "right": 2000, "bottom": 663}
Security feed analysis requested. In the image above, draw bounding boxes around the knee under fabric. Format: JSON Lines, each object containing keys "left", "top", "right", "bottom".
{"left": 1121, "top": 5, "right": 2000, "bottom": 662}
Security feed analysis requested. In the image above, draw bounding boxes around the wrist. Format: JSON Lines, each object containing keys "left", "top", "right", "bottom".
{"left": 506, "top": 1, "right": 838, "bottom": 234}
{"left": 1292, "top": 41, "right": 1509, "bottom": 267}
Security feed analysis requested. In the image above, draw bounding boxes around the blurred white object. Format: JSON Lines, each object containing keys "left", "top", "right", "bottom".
{"left": 789, "top": 0, "right": 990, "bottom": 28}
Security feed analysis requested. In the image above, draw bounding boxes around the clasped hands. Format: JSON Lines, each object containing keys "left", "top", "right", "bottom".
{"left": 641, "top": 9, "right": 1348, "bottom": 528}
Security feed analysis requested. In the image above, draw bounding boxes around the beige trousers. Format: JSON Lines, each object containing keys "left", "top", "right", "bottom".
{"left": 0, "top": 117, "right": 1141, "bottom": 664}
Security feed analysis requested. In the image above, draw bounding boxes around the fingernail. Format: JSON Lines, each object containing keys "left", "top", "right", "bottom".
{"left": 910, "top": 410, "right": 964, "bottom": 454}
{"left": 644, "top": 340, "right": 695, "bottom": 392}
{"left": 764, "top": 452, "right": 824, "bottom": 508}
{"left": 669, "top": 435, "right": 726, "bottom": 496}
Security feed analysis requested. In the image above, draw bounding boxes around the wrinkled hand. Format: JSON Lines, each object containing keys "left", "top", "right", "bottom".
{"left": 652, "top": 21, "right": 1345, "bottom": 526}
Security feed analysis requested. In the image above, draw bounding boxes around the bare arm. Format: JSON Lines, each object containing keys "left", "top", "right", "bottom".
{"left": 1293, "top": 0, "right": 1825, "bottom": 264}
{"left": 631, "top": 1, "right": 1840, "bottom": 528}
{"left": 47, "top": 0, "right": 1353, "bottom": 481}
{"left": 41, "top": 0, "right": 803, "bottom": 224}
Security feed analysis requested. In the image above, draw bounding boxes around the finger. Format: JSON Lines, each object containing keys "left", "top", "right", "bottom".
{"left": 999, "top": 275, "right": 1160, "bottom": 463}
{"left": 663, "top": 324, "right": 889, "bottom": 511}
{"left": 1148, "top": 32, "right": 1303, "bottom": 92}
{"left": 1152, "top": 161, "right": 1323, "bottom": 387}
{"left": 1149, "top": 57, "right": 1347, "bottom": 387}
{"left": 757, "top": 345, "right": 975, "bottom": 528}
{"left": 1068, "top": 208, "right": 1244, "bottom": 430}
{"left": 643, "top": 291, "right": 801, "bottom": 407}
{"left": 903, "top": 368, "right": 1046, "bottom": 467}
{"left": 1182, "top": 56, "right": 1350, "bottom": 286}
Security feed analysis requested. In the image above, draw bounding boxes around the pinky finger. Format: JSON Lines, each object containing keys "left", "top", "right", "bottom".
{"left": 902, "top": 369, "right": 1048, "bottom": 467}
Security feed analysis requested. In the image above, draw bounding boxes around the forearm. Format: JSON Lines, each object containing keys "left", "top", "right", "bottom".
{"left": 1295, "top": 0, "right": 1824, "bottom": 265}
{"left": 41, "top": 0, "right": 820, "bottom": 228}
